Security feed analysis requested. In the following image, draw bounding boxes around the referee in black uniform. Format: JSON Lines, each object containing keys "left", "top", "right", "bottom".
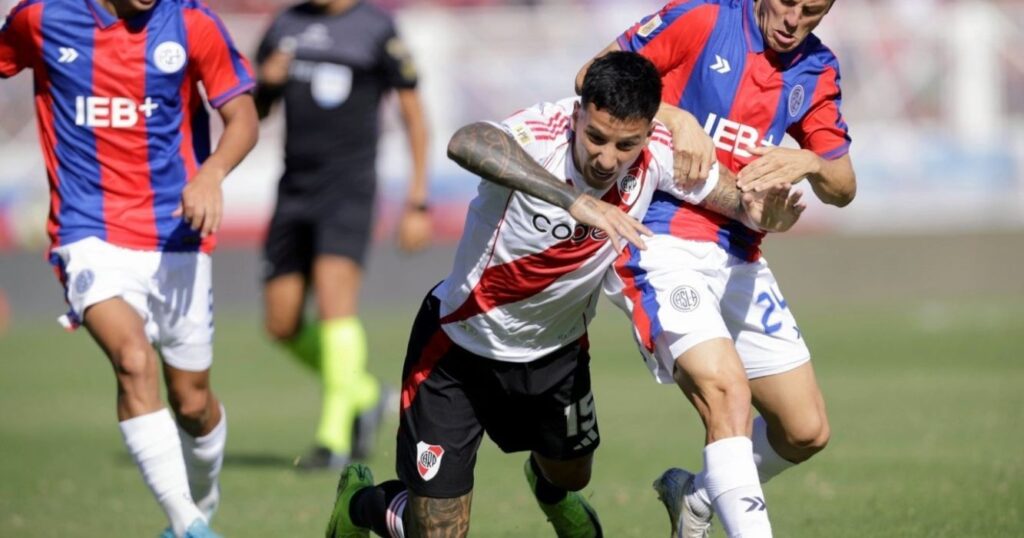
{"left": 254, "top": 0, "right": 431, "bottom": 470}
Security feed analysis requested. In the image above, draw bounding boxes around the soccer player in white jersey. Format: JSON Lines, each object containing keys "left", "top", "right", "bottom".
{"left": 325, "top": 51, "right": 803, "bottom": 538}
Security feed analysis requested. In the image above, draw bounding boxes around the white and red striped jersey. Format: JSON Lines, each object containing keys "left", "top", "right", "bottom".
{"left": 432, "top": 97, "right": 719, "bottom": 362}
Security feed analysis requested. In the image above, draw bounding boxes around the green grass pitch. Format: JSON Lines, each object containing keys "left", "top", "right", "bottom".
{"left": 1, "top": 299, "right": 1022, "bottom": 537}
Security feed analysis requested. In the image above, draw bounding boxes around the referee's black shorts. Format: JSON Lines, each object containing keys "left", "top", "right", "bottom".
{"left": 262, "top": 170, "right": 377, "bottom": 280}
{"left": 395, "top": 289, "right": 600, "bottom": 498}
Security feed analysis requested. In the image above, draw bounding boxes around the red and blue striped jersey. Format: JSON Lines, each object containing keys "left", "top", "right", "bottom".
{"left": 0, "top": 0, "right": 254, "bottom": 254}
{"left": 618, "top": 0, "right": 851, "bottom": 261}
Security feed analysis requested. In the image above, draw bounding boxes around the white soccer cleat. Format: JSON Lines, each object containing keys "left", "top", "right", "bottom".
{"left": 653, "top": 468, "right": 712, "bottom": 538}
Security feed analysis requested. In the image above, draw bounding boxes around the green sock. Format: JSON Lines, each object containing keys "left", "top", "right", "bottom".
{"left": 282, "top": 321, "right": 321, "bottom": 372}
{"left": 315, "top": 317, "right": 379, "bottom": 453}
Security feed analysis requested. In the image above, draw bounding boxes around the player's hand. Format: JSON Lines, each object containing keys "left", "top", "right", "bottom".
{"left": 568, "top": 193, "right": 652, "bottom": 251}
{"left": 658, "top": 104, "right": 716, "bottom": 189}
{"left": 742, "top": 186, "right": 806, "bottom": 233}
{"left": 397, "top": 205, "right": 432, "bottom": 253}
{"left": 737, "top": 146, "right": 820, "bottom": 193}
{"left": 174, "top": 169, "right": 224, "bottom": 238}
{"left": 259, "top": 39, "right": 295, "bottom": 86}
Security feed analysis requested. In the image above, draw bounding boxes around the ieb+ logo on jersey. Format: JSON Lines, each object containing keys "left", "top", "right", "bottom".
{"left": 416, "top": 441, "right": 444, "bottom": 481}
{"left": 703, "top": 113, "right": 775, "bottom": 159}
{"left": 75, "top": 96, "right": 160, "bottom": 128}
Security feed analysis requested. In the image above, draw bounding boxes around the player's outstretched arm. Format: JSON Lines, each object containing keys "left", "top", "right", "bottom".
{"left": 695, "top": 167, "right": 805, "bottom": 232}
{"left": 746, "top": 187, "right": 806, "bottom": 233}
{"left": 447, "top": 122, "right": 651, "bottom": 250}
{"left": 693, "top": 165, "right": 746, "bottom": 223}
{"left": 176, "top": 94, "right": 258, "bottom": 237}
{"left": 448, "top": 122, "right": 577, "bottom": 208}
{"left": 737, "top": 147, "right": 856, "bottom": 207}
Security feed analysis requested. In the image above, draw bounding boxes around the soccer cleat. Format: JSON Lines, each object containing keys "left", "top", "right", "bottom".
{"left": 297, "top": 445, "right": 351, "bottom": 471}
{"left": 653, "top": 468, "right": 712, "bottom": 538}
{"left": 351, "top": 384, "right": 396, "bottom": 460}
{"left": 524, "top": 458, "right": 603, "bottom": 538}
{"left": 325, "top": 463, "right": 374, "bottom": 538}
{"left": 158, "top": 519, "right": 222, "bottom": 538}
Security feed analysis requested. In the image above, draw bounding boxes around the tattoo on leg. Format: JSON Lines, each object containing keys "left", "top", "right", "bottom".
{"left": 407, "top": 492, "right": 473, "bottom": 538}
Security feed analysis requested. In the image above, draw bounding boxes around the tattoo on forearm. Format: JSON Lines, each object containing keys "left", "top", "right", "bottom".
{"left": 698, "top": 167, "right": 745, "bottom": 222}
{"left": 407, "top": 493, "right": 473, "bottom": 538}
{"left": 448, "top": 122, "right": 577, "bottom": 209}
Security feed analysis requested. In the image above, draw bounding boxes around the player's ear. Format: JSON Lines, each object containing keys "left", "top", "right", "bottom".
{"left": 572, "top": 101, "right": 580, "bottom": 124}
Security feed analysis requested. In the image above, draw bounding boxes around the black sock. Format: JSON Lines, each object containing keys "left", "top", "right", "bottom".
{"left": 350, "top": 480, "right": 407, "bottom": 536}
{"left": 530, "top": 454, "right": 568, "bottom": 505}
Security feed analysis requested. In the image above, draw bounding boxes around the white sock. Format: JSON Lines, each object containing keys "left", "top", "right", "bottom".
{"left": 179, "top": 404, "right": 227, "bottom": 522}
{"left": 702, "top": 436, "right": 772, "bottom": 538}
{"left": 120, "top": 409, "right": 205, "bottom": 536}
{"left": 751, "top": 416, "right": 795, "bottom": 484}
{"left": 386, "top": 489, "right": 408, "bottom": 538}
{"left": 692, "top": 417, "right": 797, "bottom": 508}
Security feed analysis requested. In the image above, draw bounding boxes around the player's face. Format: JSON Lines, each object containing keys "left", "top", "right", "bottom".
{"left": 572, "top": 103, "right": 652, "bottom": 190}
{"left": 755, "top": 0, "right": 833, "bottom": 53}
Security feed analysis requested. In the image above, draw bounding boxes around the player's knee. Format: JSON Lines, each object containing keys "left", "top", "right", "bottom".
{"left": 112, "top": 340, "right": 157, "bottom": 383}
{"left": 167, "top": 385, "right": 211, "bottom": 428}
{"left": 687, "top": 373, "right": 752, "bottom": 416}
{"left": 264, "top": 315, "right": 300, "bottom": 342}
{"left": 547, "top": 467, "right": 592, "bottom": 492}
{"left": 540, "top": 458, "right": 593, "bottom": 491}
{"left": 783, "top": 414, "right": 831, "bottom": 460}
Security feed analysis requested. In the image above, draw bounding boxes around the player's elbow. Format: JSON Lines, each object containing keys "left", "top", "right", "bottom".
{"left": 446, "top": 122, "right": 485, "bottom": 167}
{"left": 830, "top": 181, "right": 856, "bottom": 208}
{"left": 814, "top": 174, "right": 856, "bottom": 207}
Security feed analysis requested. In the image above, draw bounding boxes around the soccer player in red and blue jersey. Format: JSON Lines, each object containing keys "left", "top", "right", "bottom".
{"left": 0, "top": 0, "right": 257, "bottom": 535}
{"left": 580, "top": 1, "right": 855, "bottom": 536}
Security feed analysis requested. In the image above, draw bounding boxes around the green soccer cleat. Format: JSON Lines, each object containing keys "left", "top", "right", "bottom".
{"left": 524, "top": 458, "right": 603, "bottom": 538}
{"left": 653, "top": 468, "right": 712, "bottom": 538}
{"left": 325, "top": 463, "right": 374, "bottom": 538}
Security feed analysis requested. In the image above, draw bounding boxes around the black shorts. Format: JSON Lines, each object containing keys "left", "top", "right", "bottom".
{"left": 395, "top": 290, "right": 600, "bottom": 498}
{"left": 262, "top": 171, "right": 377, "bottom": 280}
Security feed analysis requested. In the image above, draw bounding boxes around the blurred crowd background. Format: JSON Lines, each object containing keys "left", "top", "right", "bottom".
{"left": 1, "top": 0, "right": 1023, "bottom": 250}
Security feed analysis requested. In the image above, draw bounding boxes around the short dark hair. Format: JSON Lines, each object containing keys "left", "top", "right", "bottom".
{"left": 580, "top": 51, "right": 662, "bottom": 123}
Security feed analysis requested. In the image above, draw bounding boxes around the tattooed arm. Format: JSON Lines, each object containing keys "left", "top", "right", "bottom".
{"left": 696, "top": 166, "right": 805, "bottom": 233}
{"left": 447, "top": 121, "right": 652, "bottom": 249}
{"left": 447, "top": 122, "right": 578, "bottom": 209}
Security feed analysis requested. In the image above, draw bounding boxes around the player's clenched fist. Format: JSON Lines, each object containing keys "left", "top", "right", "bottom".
{"left": 176, "top": 170, "right": 224, "bottom": 238}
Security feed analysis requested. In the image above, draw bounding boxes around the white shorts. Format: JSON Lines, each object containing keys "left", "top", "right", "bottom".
{"left": 604, "top": 235, "right": 810, "bottom": 384}
{"left": 50, "top": 237, "right": 215, "bottom": 372}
